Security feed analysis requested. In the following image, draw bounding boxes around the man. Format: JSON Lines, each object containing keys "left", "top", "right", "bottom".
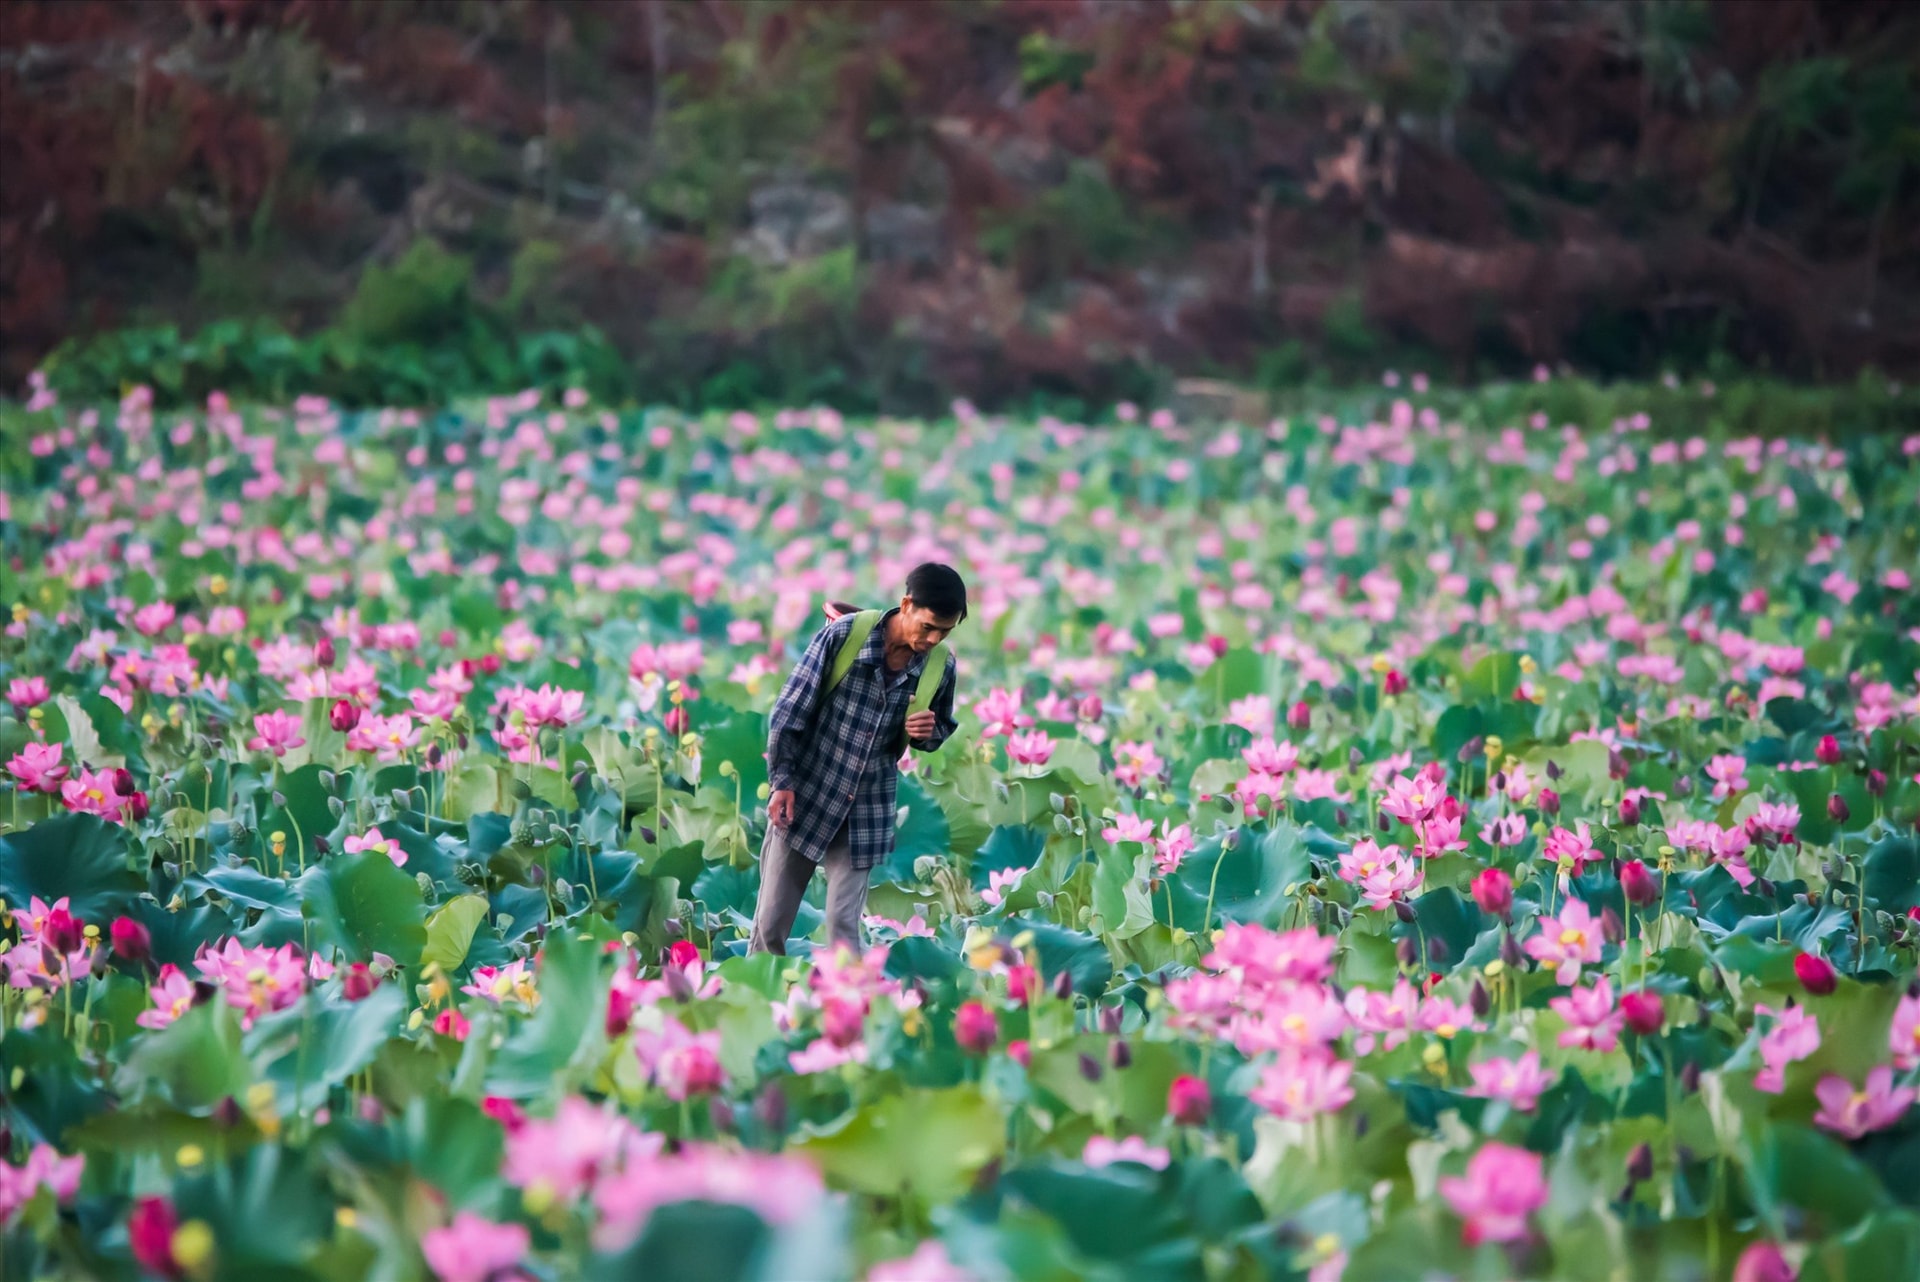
{"left": 748, "top": 562, "right": 965, "bottom": 955}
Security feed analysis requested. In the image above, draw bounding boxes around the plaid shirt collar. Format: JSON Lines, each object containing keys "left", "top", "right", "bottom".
{"left": 858, "top": 607, "right": 929, "bottom": 686}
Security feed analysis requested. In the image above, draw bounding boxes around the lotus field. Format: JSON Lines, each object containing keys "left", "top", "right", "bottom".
{"left": 4, "top": 382, "right": 1920, "bottom": 1282}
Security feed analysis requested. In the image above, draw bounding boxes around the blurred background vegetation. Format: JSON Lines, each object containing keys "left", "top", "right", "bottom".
{"left": 3, "top": 0, "right": 1917, "bottom": 414}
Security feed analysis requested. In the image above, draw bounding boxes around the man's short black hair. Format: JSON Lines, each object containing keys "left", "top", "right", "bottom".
{"left": 905, "top": 562, "right": 968, "bottom": 622}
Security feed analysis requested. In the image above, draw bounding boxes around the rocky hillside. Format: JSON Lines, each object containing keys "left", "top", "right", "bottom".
{"left": 3, "top": 0, "right": 1917, "bottom": 407}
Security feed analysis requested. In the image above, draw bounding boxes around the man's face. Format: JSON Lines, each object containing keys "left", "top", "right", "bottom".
{"left": 900, "top": 599, "right": 961, "bottom": 653}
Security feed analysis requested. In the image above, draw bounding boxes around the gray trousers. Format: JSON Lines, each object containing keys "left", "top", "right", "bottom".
{"left": 747, "top": 819, "right": 869, "bottom": 956}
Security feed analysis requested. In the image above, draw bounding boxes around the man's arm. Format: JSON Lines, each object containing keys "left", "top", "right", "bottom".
{"left": 907, "top": 652, "right": 959, "bottom": 753}
{"left": 766, "top": 616, "right": 849, "bottom": 793}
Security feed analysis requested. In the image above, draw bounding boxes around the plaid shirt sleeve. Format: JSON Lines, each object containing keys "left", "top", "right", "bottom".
{"left": 907, "top": 651, "right": 959, "bottom": 753}
{"left": 766, "top": 617, "right": 847, "bottom": 793}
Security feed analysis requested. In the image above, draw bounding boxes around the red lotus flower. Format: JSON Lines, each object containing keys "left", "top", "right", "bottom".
{"left": 1619, "top": 859, "right": 1658, "bottom": 907}
{"left": 1620, "top": 991, "right": 1665, "bottom": 1035}
{"left": 1470, "top": 868, "right": 1513, "bottom": 919}
{"left": 1168, "top": 1074, "right": 1212, "bottom": 1125}
{"left": 954, "top": 1000, "right": 998, "bottom": 1055}
{"left": 1794, "top": 952, "right": 1838, "bottom": 996}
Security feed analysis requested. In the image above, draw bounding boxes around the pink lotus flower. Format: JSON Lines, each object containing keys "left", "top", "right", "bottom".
{"left": 136, "top": 964, "right": 198, "bottom": 1030}
{"left": 631, "top": 1015, "right": 724, "bottom": 1100}
{"left": 1082, "top": 1135, "right": 1171, "bottom": 1170}
{"left": 502, "top": 1096, "right": 653, "bottom": 1200}
{"left": 421, "top": 1211, "right": 530, "bottom": 1282}
{"left": 980, "top": 866, "right": 1028, "bottom": 909}
{"left": 1891, "top": 992, "right": 1920, "bottom": 1072}
{"left": 1242, "top": 735, "right": 1299, "bottom": 776}
{"left": 6, "top": 741, "right": 68, "bottom": 793}
{"left": 1542, "top": 821, "right": 1600, "bottom": 878}
{"left": 344, "top": 825, "right": 403, "bottom": 866}
{"left": 1466, "top": 1050, "right": 1555, "bottom": 1112}
{"left": 1250, "top": 1054, "right": 1355, "bottom": 1121}
{"left": 1153, "top": 821, "right": 1195, "bottom": 874}
{"left": 5, "top": 675, "right": 51, "bottom": 714}
{"left": 464, "top": 959, "right": 537, "bottom": 1008}
{"left": 972, "top": 687, "right": 1032, "bottom": 738}
{"left": 60, "top": 766, "right": 129, "bottom": 822}
{"left": 865, "top": 1240, "right": 976, "bottom": 1282}
{"left": 1440, "top": 1142, "right": 1547, "bottom": 1245}
{"left": 1812, "top": 1066, "right": 1915, "bottom": 1139}
{"left": 194, "top": 939, "right": 308, "bottom": 1029}
{"left": 1550, "top": 977, "right": 1625, "bottom": 1053}
{"left": 1102, "top": 812, "right": 1155, "bottom": 844}
{"left": 1379, "top": 774, "right": 1440, "bottom": 826}
{"left": 1112, "top": 740, "right": 1165, "bottom": 788}
{"left": 1006, "top": 729, "right": 1054, "bottom": 768}
{"left": 1525, "top": 897, "right": 1604, "bottom": 985}
{"left": 1705, "top": 753, "right": 1749, "bottom": 801}
{"left": 504, "top": 682, "right": 586, "bottom": 729}
{"left": 246, "top": 708, "right": 307, "bottom": 757}
{"left": 590, "top": 1142, "right": 823, "bottom": 1254}
{"left": 0, "top": 1143, "right": 84, "bottom": 1226}
{"left": 1754, "top": 1003, "right": 1820, "bottom": 1094}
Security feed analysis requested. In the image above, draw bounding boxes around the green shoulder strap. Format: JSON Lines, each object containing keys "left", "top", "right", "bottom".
{"left": 822, "top": 610, "right": 950, "bottom": 748}
{"left": 824, "top": 610, "right": 884, "bottom": 696}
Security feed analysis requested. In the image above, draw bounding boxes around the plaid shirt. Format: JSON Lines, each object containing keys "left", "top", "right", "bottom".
{"left": 765, "top": 608, "right": 959, "bottom": 871}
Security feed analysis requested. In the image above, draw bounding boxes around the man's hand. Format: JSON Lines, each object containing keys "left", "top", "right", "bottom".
{"left": 768, "top": 789, "right": 796, "bottom": 829}
{"left": 904, "top": 710, "right": 936, "bottom": 742}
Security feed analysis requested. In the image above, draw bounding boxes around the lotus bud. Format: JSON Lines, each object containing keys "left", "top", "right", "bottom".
{"left": 1672, "top": 773, "right": 1693, "bottom": 796}
{"left": 708, "top": 1096, "right": 736, "bottom": 1135}
{"left": 1394, "top": 900, "right": 1418, "bottom": 925}
{"left": 1500, "top": 929, "right": 1525, "bottom": 969}
{"left": 1396, "top": 936, "right": 1419, "bottom": 967}
{"left": 754, "top": 1083, "right": 788, "bottom": 1135}
{"left": 1077, "top": 1051, "right": 1103, "bottom": 1082}
{"left": 1167, "top": 1074, "right": 1211, "bottom": 1125}
{"left": 1471, "top": 868, "right": 1514, "bottom": 920}
{"left": 128, "top": 790, "right": 151, "bottom": 821}
{"left": 1600, "top": 905, "right": 1624, "bottom": 944}
{"left": 1619, "top": 795, "right": 1642, "bottom": 826}
{"left": 1620, "top": 859, "right": 1658, "bottom": 907}
{"left": 1620, "top": 990, "right": 1664, "bottom": 1035}
{"left": 212, "top": 1096, "right": 245, "bottom": 1129}
{"left": 111, "top": 767, "right": 136, "bottom": 796}
{"left": 1816, "top": 734, "right": 1841, "bottom": 765}
{"left": 1608, "top": 748, "right": 1628, "bottom": 780}
{"left": 1538, "top": 787, "right": 1561, "bottom": 815}
{"left": 1866, "top": 768, "right": 1887, "bottom": 797}
{"left": 1469, "top": 978, "right": 1490, "bottom": 1017}
{"left": 1078, "top": 694, "right": 1103, "bottom": 722}
{"left": 1732, "top": 1242, "right": 1796, "bottom": 1282}
{"left": 1828, "top": 794, "right": 1850, "bottom": 822}
{"left": 1099, "top": 1005, "right": 1123, "bottom": 1034}
{"left": 1678, "top": 1060, "right": 1700, "bottom": 1093}
{"left": 1383, "top": 669, "right": 1409, "bottom": 696}
{"left": 1625, "top": 1141, "right": 1654, "bottom": 1187}
{"left": 1794, "top": 951, "right": 1838, "bottom": 995}
{"left": 1052, "top": 969, "right": 1075, "bottom": 1000}
{"left": 314, "top": 635, "right": 335, "bottom": 669}
{"left": 342, "top": 963, "right": 378, "bottom": 1001}
{"left": 954, "top": 1001, "right": 999, "bottom": 1055}
{"left": 1109, "top": 1039, "right": 1132, "bottom": 1069}
{"left": 329, "top": 699, "right": 359, "bottom": 732}
{"left": 111, "top": 916, "right": 153, "bottom": 966}
{"left": 1457, "top": 736, "right": 1483, "bottom": 763}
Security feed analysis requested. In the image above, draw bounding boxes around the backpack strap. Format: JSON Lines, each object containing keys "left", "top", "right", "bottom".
{"left": 824, "top": 609, "right": 883, "bottom": 697}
